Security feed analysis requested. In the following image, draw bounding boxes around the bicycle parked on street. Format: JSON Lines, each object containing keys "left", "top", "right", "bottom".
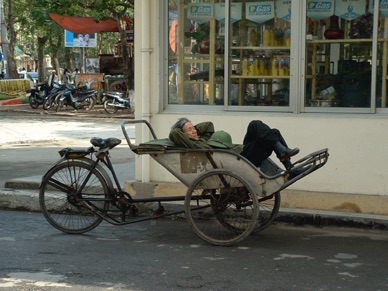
{"left": 39, "top": 120, "right": 329, "bottom": 246}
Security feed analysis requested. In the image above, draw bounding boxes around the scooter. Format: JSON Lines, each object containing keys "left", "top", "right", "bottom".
{"left": 27, "top": 82, "right": 51, "bottom": 109}
{"left": 55, "top": 84, "right": 97, "bottom": 112}
{"left": 102, "top": 91, "right": 132, "bottom": 114}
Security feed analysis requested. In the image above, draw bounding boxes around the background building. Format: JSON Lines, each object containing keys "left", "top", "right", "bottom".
{"left": 132, "top": 0, "right": 388, "bottom": 215}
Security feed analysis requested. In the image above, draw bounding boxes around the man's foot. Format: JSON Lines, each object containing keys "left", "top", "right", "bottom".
{"left": 279, "top": 147, "right": 299, "bottom": 161}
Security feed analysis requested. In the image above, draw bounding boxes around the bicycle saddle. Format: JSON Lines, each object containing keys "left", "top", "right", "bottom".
{"left": 90, "top": 137, "right": 122, "bottom": 149}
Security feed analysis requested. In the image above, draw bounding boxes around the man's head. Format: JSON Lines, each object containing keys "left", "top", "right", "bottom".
{"left": 171, "top": 117, "right": 199, "bottom": 140}
{"left": 51, "top": 70, "right": 56, "bottom": 74}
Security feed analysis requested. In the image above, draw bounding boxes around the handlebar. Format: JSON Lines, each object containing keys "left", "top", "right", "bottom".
{"left": 121, "top": 120, "right": 158, "bottom": 148}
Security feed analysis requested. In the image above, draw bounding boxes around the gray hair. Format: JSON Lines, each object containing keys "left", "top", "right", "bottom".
{"left": 171, "top": 117, "right": 190, "bottom": 130}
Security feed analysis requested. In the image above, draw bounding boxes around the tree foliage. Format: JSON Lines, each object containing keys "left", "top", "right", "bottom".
{"left": 3, "top": 0, "right": 134, "bottom": 88}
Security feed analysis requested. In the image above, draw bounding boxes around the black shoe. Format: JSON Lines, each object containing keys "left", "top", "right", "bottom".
{"left": 274, "top": 142, "right": 300, "bottom": 161}
{"left": 280, "top": 147, "right": 299, "bottom": 161}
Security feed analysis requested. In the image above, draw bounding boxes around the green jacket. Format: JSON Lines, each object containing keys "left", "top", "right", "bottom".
{"left": 169, "top": 121, "right": 244, "bottom": 153}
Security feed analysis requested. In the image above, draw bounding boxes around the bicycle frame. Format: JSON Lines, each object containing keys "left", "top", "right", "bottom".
{"left": 53, "top": 146, "right": 195, "bottom": 226}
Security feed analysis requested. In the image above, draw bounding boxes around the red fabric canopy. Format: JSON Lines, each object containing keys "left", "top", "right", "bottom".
{"left": 49, "top": 13, "right": 133, "bottom": 34}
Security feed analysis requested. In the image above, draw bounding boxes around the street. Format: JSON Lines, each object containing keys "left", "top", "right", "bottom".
{"left": 0, "top": 109, "right": 388, "bottom": 290}
{"left": 0, "top": 109, "right": 135, "bottom": 187}
{"left": 1, "top": 209, "right": 388, "bottom": 290}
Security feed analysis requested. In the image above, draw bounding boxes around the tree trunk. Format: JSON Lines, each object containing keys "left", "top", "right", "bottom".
{"left": 117, "top": 17, "right": 134, "bottom": 92}
{"left": 37, "top": 36, "right": 47, "bottom": 82}
{"left": 6, "top": 0, "right": 17, "bottom": 79}
{"left": 64, "top": 47, "right": 73, "bottom": 71}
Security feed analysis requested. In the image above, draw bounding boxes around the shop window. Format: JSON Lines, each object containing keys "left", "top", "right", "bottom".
{"left": 305, "top": 0, "right": 381, "bottom": 109}
{"left": 168, "top": 0, "right": 291, "bottom": 107}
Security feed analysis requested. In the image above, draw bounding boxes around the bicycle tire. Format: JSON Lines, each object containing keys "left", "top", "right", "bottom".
{"left": 103, "top": 100, "right": 119, "bottom": 114}
{"left": 253, "top": 192, "right": 280, "bottom": 233}
{"left": 185, "top": 169, "right": 259, "bottom": 246}
{"left": 39, "top": 160, "right": 110, "bottom": 234}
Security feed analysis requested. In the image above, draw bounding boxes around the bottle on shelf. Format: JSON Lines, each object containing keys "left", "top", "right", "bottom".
{"left": 248, "top": 56, "right": 254, "bottom": 76}
{"left": 272, "top": 56, "right": 279, "bottom": 76}
{"left": 274, "top": 28, "right": 284, "bottom": 46}
{"left": 279, "top": 56, "right": 288, "bottom": 76}
{"left": 248, "top": 28, "right": 257, "bottom": 46}
{"left": 259, "top": 57, "right": 265, "bottom": 76}
{"left": 253, "top": 57, "right": 259, "bottom": 76}
{"left": 284, "top": 27, "right": 291, "bottom": 47}
{"left": 242, "top": 58, "right": 249, "bottom": 75}
{"left": 263, "top": 27, "right": 274, "bottom": 46}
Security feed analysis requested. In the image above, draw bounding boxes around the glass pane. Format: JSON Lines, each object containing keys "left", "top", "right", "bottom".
{"left": 168, "top": 0, "right": 225, "bottom": 105}
{"left": 377, "top": 14, "right": 388, "bottom": 108}
{"left": 305, "top": 4, "right": 373, "bottom": 108}
{"left": 229, "top": 0, "right": 291, "bottom": 106}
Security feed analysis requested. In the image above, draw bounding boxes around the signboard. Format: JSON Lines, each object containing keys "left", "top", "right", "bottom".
{"left": 276, "top": 0, "right": 292, "bottom": 22}
{"left": 187, "top": 3, "right": 213, "bottom": 23}
{"left": 369, "top": 0, "right": 388, "bottom": 16}
{"left": 336, "top": 0, "right": 366, "bottom": 20}
{"left": 307, "top": 0, "right": 335, "bottom": 21}
{"left": 214, "top": 3, "right": 242, "bottom": 23}
{"left": 246, "top": 1, "right": 275, "bottom": 24}
{"left": 65, "top": 30, "right": 97, "bottom": 48}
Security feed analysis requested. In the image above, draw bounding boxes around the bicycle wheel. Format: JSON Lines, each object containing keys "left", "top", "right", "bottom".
{"left": 185, "top": 169, "right": 259, "bottom": 246}
{"left": 103, "top": 100, "right": 119, "bottom": 114}
{"left": 253, "top": 192, "right": 281, "bottom": 233}
{"left": 39, "top": 160, "right": 110, "bottom": 234}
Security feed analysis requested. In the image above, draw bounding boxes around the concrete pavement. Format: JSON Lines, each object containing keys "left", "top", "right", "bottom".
{"left": 1, "top": 104, "right": 388, "bottom": 231}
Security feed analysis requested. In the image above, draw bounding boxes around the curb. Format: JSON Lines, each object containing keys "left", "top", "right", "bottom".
{"left": 0, "top": 104, "right": 134, "bottom": 119}
{"left": 1, "top": 185, "right": 388, "bottom": 231}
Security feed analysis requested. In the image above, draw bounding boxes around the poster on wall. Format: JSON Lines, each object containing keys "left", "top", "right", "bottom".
{"left": 64, "top": 30, "right": 97, "bottom": 47}
{"left": 85, "top": 58, "right": 100, "bottom": 74}
{"left": 276, "top": 0, "right": 291, "bottom": 22}
{"left": 336, "top": 0, "right": 366, "bottom": 20}
{"left": 307, "top": 0, "right": 334, "bottom": 20}
{"left": 74, "top": 73, "right": 104, "bottom": 90}
{"left": 245, "top": 1, "right": 275, "bottom": 24}
{"left": 99, "top": 54, "right": 124, "bottom": 75}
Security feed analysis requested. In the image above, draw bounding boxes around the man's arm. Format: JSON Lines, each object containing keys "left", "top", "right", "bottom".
{"left": 169, "top": 128, "right": 211, "bottom": 149}
{"left": 195, "top": 121, "right": 215, "bottom": 141}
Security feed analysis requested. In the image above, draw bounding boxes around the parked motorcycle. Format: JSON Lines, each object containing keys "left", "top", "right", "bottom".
{"left": 55, "top": 84, "right": 97, "bottom": 112}
{"left": 42, "top": 83, "right": 65, "bottom": 110}
{"left": 102, "top": 91, "right": 131, "bottom": 114}
{"left": 27, "top": 82, "right": 50, "bottom": 109}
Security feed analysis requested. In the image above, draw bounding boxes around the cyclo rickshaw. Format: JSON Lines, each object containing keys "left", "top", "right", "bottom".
{"left": 39, "top": 119, "right": 329, "bottom": 246}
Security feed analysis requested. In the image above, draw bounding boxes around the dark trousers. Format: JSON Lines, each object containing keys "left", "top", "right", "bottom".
{"left": 240, "top": 120, "right": 288, "bottom": 167}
